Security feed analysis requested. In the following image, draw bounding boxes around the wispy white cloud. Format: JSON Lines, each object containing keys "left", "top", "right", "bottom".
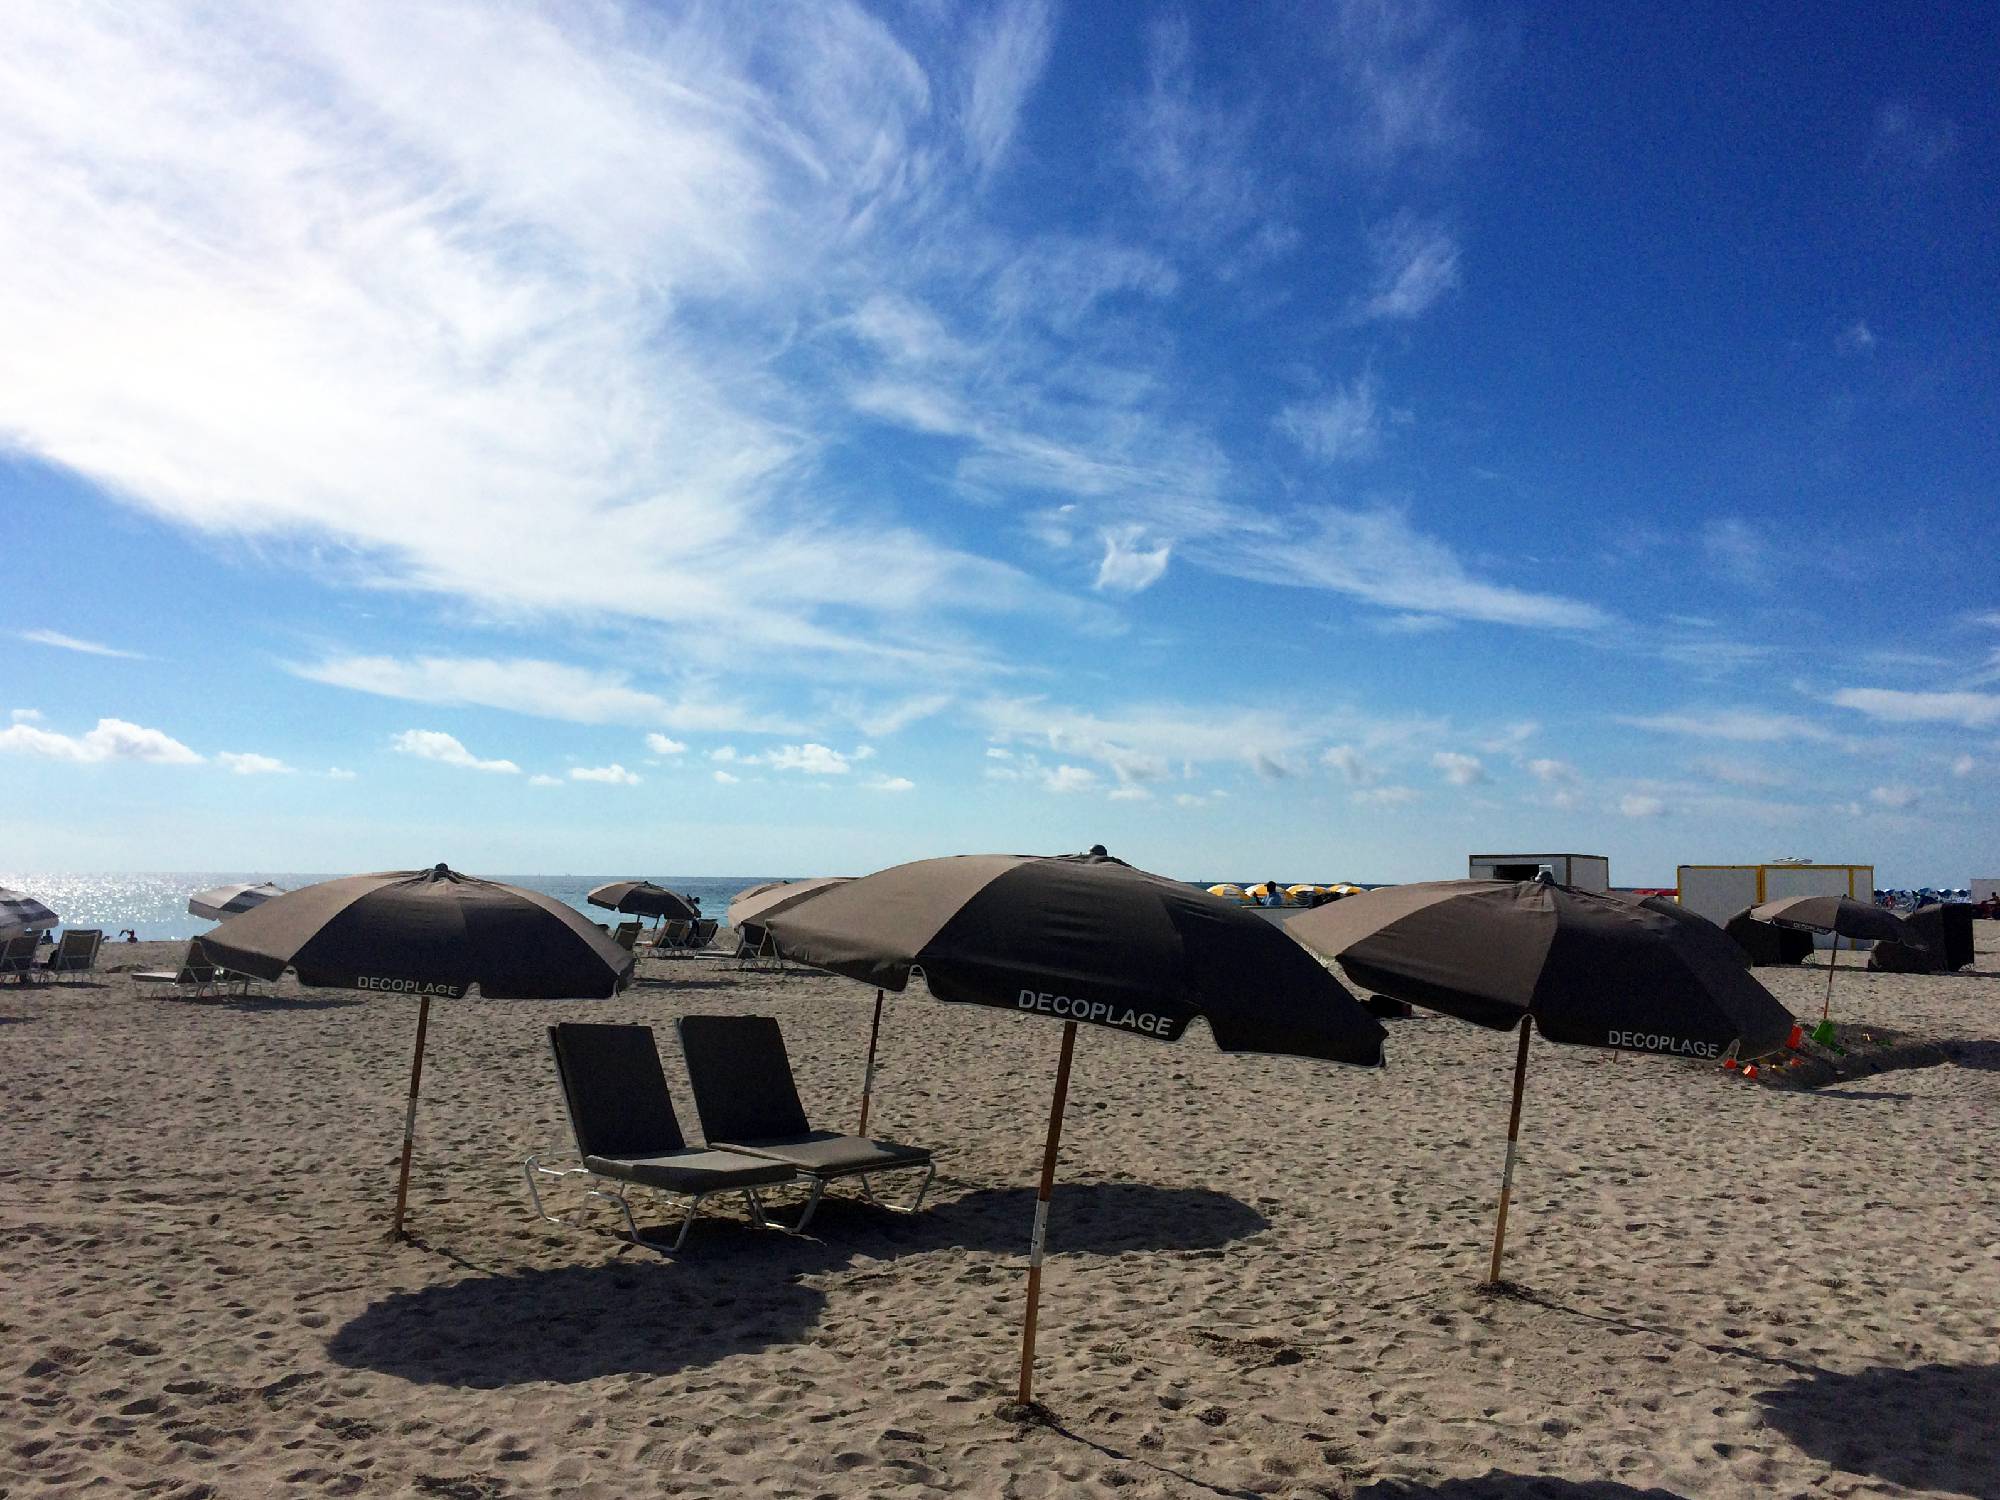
{"left": 1868, "top": 784, "right": 1917, "bottom": 809}
{"left": 1107, "top": 785, "right": 1151, "bottom": 802}
{"left": 1701, "top": 517, "right": 1772, "bottom": 588}
{"left": 1320, "top": 0, "right": 1476, "bottom": 168}
{"left": 1322, "top": 744, "right": 1377, "bottom": 785}
{"left": 391, "top": 729, "right": 519, "bottom": 774}
{"left": 570, "top": 763, "right": 640, "bottom": 785}
{"left": 761, "top": 743, "right": 852, "bottom": 775}
{"left": 864, "top": 774, "right": 916, "bottom": 792}
{"left": 962, "top": 0, "right": 1054, "bottom": 177}
{"left": 1693, "top": 756, "right": 1786, "bottom": 789}
{"left": 1094, "top": 526, "right": 1173, "bottom": 594}
{"left": 0, "top": 716, "right": 202, "bottom": 765}
{"left": 1525, "top": 757, "right": 1576, "bottom": 785}
{"left": 10, "top": 707, "right": 43, "bottom": 723}
{"left": 1837, "top": 319, "right": 1876, "bottom": 354}
{"left": 1431, "top": 750, "right": 1486, "bottom": 786}
{"left": 1204, "top": 505, "right": 1608, "bottom": 630}
{"left": 326, "top": 767, "right": 358, "bottom": 781}
{"left": 296, "top": 655, "right": 790, "bottom": 734}
{"left": 528, "top": 773, "right": 562, "bottom": 787}
{"left": 643, "top": 733, "right": 687, "bottom": 756}
{"left": 0, "top": 3, "right": 1053, "bottom": 668}
{"left": 217, "top": 751, "right": 292, "bottom": 775}
{"left": 1951, "top": 753, "right": 1975, "bottom": 777}
{"left": 1870, "top": 101, "right": 1958, "bottom": 174}
{"left": 1354, "top": 785, "right": 1420, "bottom": 807}
{"left": 1829, "top": 687, "right": 2000, "bottom": 729}
{"left": 712, "top": 769, "right": 740, "bottom": 785}
{"left": 1042, "top": 764, "right": 1097, "bottom": 793}
{"left": 1617, "top": 708, "right": 1835, "bottom": 743}
{"left": 1619, "top": 793, "right": 1667, "bottom": 818}
{"left": 1355, "top": 212, "right": 1459, "bottom": 322}
{"left": 17, "top": 629, "right": 145, "bottom": 660}
{"left": 822, "top": 691, "right": 952, "bottom": 738}
{"left": 1276, "top": 372, "right": 1382, "bottom": 462}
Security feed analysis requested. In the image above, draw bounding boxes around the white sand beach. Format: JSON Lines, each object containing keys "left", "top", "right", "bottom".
{"left": 3, "top": 933, "right": 1997, "bottom": 1498}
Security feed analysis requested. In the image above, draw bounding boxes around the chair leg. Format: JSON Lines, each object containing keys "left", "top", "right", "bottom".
{"left": 858, "top": 1161, "right": 936, "bottom": 1215}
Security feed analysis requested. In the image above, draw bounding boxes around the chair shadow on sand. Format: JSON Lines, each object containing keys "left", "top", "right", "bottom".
{"left": 327, "top": 1181, "right": 1268, "bottom": 1388}
{"left": 1755, "top": 1362, "right": 2000, "bottom": 1499}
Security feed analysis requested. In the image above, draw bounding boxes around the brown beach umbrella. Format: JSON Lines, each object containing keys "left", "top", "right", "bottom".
{"left": 725, "top": 876, "right": 851, "bottom": 955}
{"left": 1748, "top": 893, "right": 1923, "bottom": 1024}
{"left": 763, "top": 850, "right": 1385, "bottom": 1411}
{"left": 1288, "top": 878, "right": 1793, "bottom": 1285}
{"left": 586, "top": 879, "right": 698, "bottom": 923}
{"left": 198, "top": 864, "right": 633, "bottom": 1238}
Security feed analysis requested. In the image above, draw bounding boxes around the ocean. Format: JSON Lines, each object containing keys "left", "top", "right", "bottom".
{"left": 0, "top": 873, "right": 787, "bottom": 942}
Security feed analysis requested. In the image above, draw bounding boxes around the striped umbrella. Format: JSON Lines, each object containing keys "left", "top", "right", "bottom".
{"left": 0, "top": 887, "right": 59, "bottom": 939}
{"left": 188, "top": 881, "right": 288, "bottom": 923}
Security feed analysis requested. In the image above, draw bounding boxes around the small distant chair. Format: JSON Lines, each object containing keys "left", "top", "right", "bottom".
{"left": 675, "top": 1014, "right": 934, "bottom": 1232}
{"left": 646, "top": 918, "right": 720, "bottom": 958}
{"left": 40, "top": 929, "right": 102, "bottom": 983}
{"left": 0, "top": 932, "right": 47, "bottom": 985}
{"left": 134, "top": 939, "right": 250, "bottom": 1000}
{"left": 527, "top": 1022, "right": 797, "bottom": 1250}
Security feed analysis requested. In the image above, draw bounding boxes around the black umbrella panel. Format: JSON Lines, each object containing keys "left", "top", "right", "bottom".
{"left": 1289, "top": 878, "right": 1793, "bottom": 1284}
{"left": 199, "top": 865, "right": 633, "bottom": 1236}
{"left": 764, "top": 850, "right": 1385, "bottom": 1408}
{"left": 586, "top": 880, "right": 698, "bottom": 923}
{"left": 1749, "top": 893, "right": 1922, "bottom": 1027}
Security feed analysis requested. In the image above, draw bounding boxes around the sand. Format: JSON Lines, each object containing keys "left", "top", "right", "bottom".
{"left": 2, "top": 929, "right": 1997, "bottom": 1499}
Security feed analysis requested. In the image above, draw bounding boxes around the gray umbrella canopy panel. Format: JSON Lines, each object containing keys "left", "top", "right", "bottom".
{"left": 0, "top": 888, "right": 60, "bottom": 939}
{"left": 1288, "top": 878, "right": 1794, "bottom": 1285}
{"left": 199, "top": 865, "right": 635, "bottom": 1236}
{"left": 188, "top": 881, "right": 287, "bottom": 922}
{"left": 1292, "top": 879, "right": 1793, "bottom": 1059}
{"left": 726, "top": 877, "right": 852, "bottom": 957}
{"left": 763, "top": 852, "right": 1388, "bottom": 1064}
{"left": 586, "top": 881, "right": 699, "bottom": 923}
{"left": 764, "top": 850, "right": 1385, "bottom": 1411}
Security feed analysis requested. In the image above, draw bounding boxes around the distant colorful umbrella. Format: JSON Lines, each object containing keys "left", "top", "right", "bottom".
{"left": 188, "top": 881, "right": 287, "bottom": 922}
{"left": 1205, "top": 883, "right": 1246, "bottom": 899}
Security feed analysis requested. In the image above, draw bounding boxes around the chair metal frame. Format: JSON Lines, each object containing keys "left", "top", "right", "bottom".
{"left": 529, "top": 1027, "right": 788, "bottom": 1252}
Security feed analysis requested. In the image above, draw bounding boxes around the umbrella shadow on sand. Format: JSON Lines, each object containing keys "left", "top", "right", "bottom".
{"left": 1755, "top": 1362, "right": 2000, "bottom": 1499}
{"left": 326, "top": 1181, "right": 1267, "bottom": 1388}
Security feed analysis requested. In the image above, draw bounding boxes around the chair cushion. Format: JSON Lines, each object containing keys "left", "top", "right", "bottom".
{"left": 586, "top": 1149, "right": 796, "bottom": 1195}
{"left": 716, "top": 1130, "right": 932, "bottom": 1178}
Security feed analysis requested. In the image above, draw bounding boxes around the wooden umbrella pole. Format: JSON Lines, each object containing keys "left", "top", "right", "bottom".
{"left": 1485, "top": 1019, "right": 1533, "bottom": 1286}
{"left": 1017, "top": 1020, "right": 1078, "bottom": 1408}
{"left": 390, "top": 994, "right": 432, "bottom": 1241}
{"left": 858, "top": 987, "right": 885, "bottom": 1135}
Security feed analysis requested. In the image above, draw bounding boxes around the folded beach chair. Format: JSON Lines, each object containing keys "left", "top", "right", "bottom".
{"left": 612, "top": 920, "right": 642, "bottom": 952}
{"left": 0, "top": 932, "right": 46, "bottom": 984}
{"left": 527, "top": 1022, "right": 797, "bottom": 1250}
{"left": 675, "top": 1015, "right": 934, "bottom": 1232}
{"left": 133, "top": 939, "right": 248, "bottom": 1000}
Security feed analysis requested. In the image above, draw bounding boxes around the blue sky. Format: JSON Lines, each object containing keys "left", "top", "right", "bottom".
{"left": 2, "top": 1, "right": 1995, "bottom": 885}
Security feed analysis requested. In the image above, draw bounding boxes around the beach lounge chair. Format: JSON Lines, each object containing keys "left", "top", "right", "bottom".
{"left": 526, "top": 1022, "right": 797, "bottom": 1251}
{"left": 0, "top": 932, "right": 46, "bottom": 984}
{"left": 675, "top": 1015, "right": 934, "bottom": 1232}
{"left": 133, "top": 939, "right": 248, "bottom": 1000}
{"left": 612, "top": 920, "right": 642, "bottom": 951}
{"left": 40, "top": 929, "right": 102, "bottom": 983}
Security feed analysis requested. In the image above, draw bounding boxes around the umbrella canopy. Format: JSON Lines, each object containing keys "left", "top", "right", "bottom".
{"left": 1288, "top": 878, "right": 1793, "bottom": 1285}
{"left": 1614, "top": 892, "right": 1752, "bottom": 968}
{"left": 1750, "top": 892, "right": 1923, "bottom": 1026}
{"left": 765, "top": 850, "right": 1384, "bottom": 1411}
{"left": 765, "top": 852, "right": 1386, "bottom": 1063}
{"left": 199, "top": 864, "right": 634, "bottom": 1238}
{"left": 1205, "top": 883, "right": 1245, "bottom": 899}
{"left": 0, "top": 887, "right": 59, "bottom": 939}
{"left": 726, "top": 876, "right": 851, "bottom": 940}
{"left": 1748, "top": 893, "right": 1917, "bottom": 948}
{"left": 188, "top": 881, "right": 287, "bottom": 923}
{"left": 585, "top": 880, "right": 698, "bottom": 923}
{"left": 1292, "top": 879, "right": 1791, "bottom": 1056}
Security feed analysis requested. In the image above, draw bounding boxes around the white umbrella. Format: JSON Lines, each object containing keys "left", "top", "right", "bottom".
{"left": 0, "top": 887, "right": 60, "bottom": 939}
{"left": 188, "top": 882, "right": 287, "bottom": 922}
